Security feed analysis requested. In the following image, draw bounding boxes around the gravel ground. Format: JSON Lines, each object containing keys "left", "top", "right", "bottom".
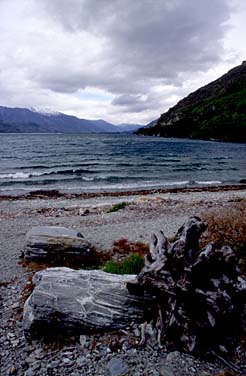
{"left": 0, "top": 187, "right": 245, "bottom": 375}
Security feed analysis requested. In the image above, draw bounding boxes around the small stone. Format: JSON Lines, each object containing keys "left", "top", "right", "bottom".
{"left": 159, "top": 365, "right": 175, "bottom": 376}
{"left": 79, "top": 335, "right": 87, "bottom": 347}
{"left": 8, "top": 366, "right": 17, "bottom": 375}
{"left": 11, "top": 339, "right": 19, "bottom": 347}
{"left": 26, "top": 355, "right": 36, "bottom": 364}
{"left": 79, "top": 208, "right": 90, "bottom": 216}
{"left": 11, "top": 302, "right": 20, "bottom": 309}
{"left": 33, "top": 348, "right": 42, "bottom": 356}
{"left": 7, "top": 332, "right": 15, "bottom": 339}
{"left": 62, "top": 357, "right": 72, "bottom": 364}
{"left": 24, "top": 369, "right": 35, "bottom": 376}
{"left": 165, "top": 351, "right": 181, "bottom": 363}
{"left": 30, "top": 363, "right": 40, "bottom": 372}
{"left": 76, "top": 356, "right": 86, "bottom": 367}
{"left": 47, "top": 361, "right": 60, "bottom": 369}
{"left": 107, "top": 356, "right": 128, "bottom": 376}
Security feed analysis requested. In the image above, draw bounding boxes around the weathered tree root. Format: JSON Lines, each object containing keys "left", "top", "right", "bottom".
{"left": 127, "top": 216, "right": 246, "bottom": 355}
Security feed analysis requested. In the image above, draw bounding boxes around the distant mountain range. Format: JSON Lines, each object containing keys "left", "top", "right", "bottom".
{"left": 0, "top": 106, "right": 142, "bottom": 133}
{"left": 117, "top": 123, "right": 143, "bottom": 132}
{"left": 137, "top": 61, "right": 246, "bottom": 142}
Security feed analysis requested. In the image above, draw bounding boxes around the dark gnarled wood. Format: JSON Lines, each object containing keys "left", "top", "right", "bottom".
{"left": 127, "top": 216, "right": 246, "bottom": 354}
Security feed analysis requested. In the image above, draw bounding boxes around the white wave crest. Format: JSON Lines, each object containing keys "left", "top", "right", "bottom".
{"left": 0, "top": 172, "right": 44, "bottom": 179}
{"left": 195, "top": 180, "right": 222, "bottom": 185}
{"left": 82, "top": 177, "right": 94, "bottom": 181}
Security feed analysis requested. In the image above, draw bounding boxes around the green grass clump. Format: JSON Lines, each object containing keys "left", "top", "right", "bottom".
{"left": 103, "top": 253, "right": 145, "bottom": 275}
{"left": 107, "top": 201, "right": 130, "bottom": 213}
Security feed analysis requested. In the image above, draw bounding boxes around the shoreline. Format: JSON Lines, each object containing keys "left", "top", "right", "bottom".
{"left": 1, "top": 183, "right": 246, "bottom": 201}
{"left": 1, "top": 184, "right": 245, "bottom": 281}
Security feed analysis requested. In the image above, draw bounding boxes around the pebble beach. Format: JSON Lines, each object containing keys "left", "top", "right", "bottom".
{"left": 0, "top": 185, "right": 245, "bottom": 375}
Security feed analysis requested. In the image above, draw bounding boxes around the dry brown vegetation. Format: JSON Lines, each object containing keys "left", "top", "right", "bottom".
{"left": 200, "top": 199, "right": 246, "bottom": 271}
{"left": 19, "top": 246, "right": 112, "bottom": 272}
{"left": 111, "top": 238, "right": 149, "bottom": 260}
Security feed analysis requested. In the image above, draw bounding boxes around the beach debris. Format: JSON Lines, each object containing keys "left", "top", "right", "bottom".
{"left": 22, "top": 268, "right": 148, "bottom": 340}
{"left": 28, "top": 189, "right": 63, "bottom": 198}
{"left": 22, "top": 226, "right": 93, "bottom": 263}
{"left": 79, "top": 208, "right": 90, "bottom": 216}
{"left": 127, "top": 216, "right": 246, "bottom": 354}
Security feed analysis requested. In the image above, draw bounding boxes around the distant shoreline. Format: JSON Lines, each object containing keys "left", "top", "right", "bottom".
{"left": 1, "top": 183, "right": 245, "bottom": 201}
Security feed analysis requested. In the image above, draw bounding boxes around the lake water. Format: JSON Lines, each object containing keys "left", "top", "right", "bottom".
{"left": 0, "top": 133, "right": 245, "bottom": 195}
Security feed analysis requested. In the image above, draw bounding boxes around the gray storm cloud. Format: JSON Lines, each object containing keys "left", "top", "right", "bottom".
{"left": 0, "top": 0, "right": 238, "bottom": 122}
{"left": 37, "top": 0, "right": 231, "bottom": 95}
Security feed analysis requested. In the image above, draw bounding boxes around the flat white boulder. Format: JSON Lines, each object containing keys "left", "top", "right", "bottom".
{"left": 23, "top": 268, "right": 147, "bottom": 340}
{"left": 23, "top": 226, "right": 92, "bottom": 261}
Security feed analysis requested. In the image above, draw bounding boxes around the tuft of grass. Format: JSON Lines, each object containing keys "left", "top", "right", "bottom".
{"left": 107, "top": 201, "right": 130, "bottom": 213}
{"left": 200, "top": 199, "right": 246, "bottom": 271}
{"left": 103, "top": 253, "right": 145, "bottom": 275}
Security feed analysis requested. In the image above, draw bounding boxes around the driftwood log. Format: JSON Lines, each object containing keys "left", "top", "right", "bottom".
{"left": 23, "top": 226, "right": 93, "bottom": 262}
{"left": 128, "top": 216, "right": 246, "bottom": 354}
{"left": 22, "top": 268, "right": 148, "bottom": 340}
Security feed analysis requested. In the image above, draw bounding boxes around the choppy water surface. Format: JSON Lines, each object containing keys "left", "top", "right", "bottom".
{"left": 0, "top": 133, "right": 245, "bottom": 195}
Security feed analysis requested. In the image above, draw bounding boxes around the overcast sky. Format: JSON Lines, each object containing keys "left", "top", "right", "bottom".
{"left": 0, "top": 0, "right": 245, "bottom": 125}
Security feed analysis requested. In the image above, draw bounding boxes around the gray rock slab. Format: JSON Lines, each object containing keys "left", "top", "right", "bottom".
{"left": 23, "top": 268, "right": 148, "bottom": 340}
{"left": 23, "top": 226, "right": 92, "bottom": 261}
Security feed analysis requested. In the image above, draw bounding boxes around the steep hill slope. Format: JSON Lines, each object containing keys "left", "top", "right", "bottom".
{"left": 138, "top": 61, "right": 246, "bottom": 142}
